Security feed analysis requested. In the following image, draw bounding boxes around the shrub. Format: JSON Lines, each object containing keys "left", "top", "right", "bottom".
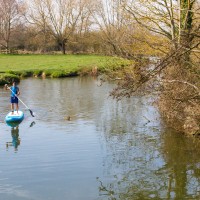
{"left": 51, "top": 70, "right": 66, "bottom": 78}
{"left": 33, "top": 69, "right": 43, "bottom": 77}
{"left": 43, "top": 69, "right": 54, "bottom": 77}
{"left": 0, "top": 73, "right": 20, "bottom": 85}
{"left": 5, "top": 70, "right": 21, "bottom": 76}
{"left": 20, "top": 70, "right": 33, "bottom": 78}
{"left": 66, "top": 71, "right": 78, "bottom": 77}
{"left": 78, "top": 66, "right": 92, "bottom": 76}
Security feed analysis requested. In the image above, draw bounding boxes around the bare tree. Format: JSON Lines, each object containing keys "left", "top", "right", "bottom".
{"left": 123, "top": 0, "right": 200, "bottom": 57}
{"left": 25, "top": 0, "right": 50, "bottom": 52}
{"left": 27, "top": 0, "right": 93, "bottom": 54}
{"left": 0, "top": 0, "right": 23, "bottom": 52}
{"left": 111, "top": 0, "right": 200, "bottom": 135}
{"left": 92, "top": 0, "right": 132, "bottom": 56}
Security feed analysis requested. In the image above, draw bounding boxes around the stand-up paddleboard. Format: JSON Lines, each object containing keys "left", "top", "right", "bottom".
{"left": 6, "top": 121, "right": 22, "bottom": 128}
{"left": 5, "top": 110, "right": 24, "bottom": 123}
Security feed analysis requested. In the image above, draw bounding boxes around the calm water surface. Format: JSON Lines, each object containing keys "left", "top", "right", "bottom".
{"left": 0, "top": 77, "right": 200, "bottom": 200}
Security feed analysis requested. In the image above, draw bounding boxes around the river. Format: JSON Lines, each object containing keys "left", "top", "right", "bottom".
{"left": 0, "top": 77, "right": 200, "bottom": 200}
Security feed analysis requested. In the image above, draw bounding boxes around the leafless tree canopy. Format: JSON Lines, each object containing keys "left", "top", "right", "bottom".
{"left": 0, "top": 0, "right": 22, "bottom": 50}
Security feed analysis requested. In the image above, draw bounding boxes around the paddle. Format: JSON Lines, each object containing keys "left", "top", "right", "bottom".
{"left": 5, "top": 85, "right": 35, "bottom": 117}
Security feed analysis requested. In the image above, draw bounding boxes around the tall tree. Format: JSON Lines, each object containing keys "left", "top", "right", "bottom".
{"left": 92, "top": 0, "right": 132, "bottom": 56}
{"left": 0, "top": 0, "right": 23, "bottom": 52}
{"left": 123, "top": 0, "right": 199, "bottom": 52}
{"left": 111, "top": 0, "right": 200, "bottom": 134}
{"left": 26, "top": 0, "right": 50, "bottom": 52}
{"left": 27, "top": 0, "right": 92, "bottom": 54}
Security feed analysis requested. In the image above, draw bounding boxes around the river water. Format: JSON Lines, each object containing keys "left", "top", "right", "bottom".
{"left": 0, "top": 77, "right": 200, "bottom": 200}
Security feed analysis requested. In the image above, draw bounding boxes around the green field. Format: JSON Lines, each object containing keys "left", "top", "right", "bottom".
{"left": 0, "top": 54, "right": 128, "bottom": 72}
{"left": 0, "top": 54, "right": 130, "bottom": 84}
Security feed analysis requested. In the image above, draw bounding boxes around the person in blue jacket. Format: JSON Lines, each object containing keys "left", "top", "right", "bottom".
{"left": 5, "top": 82, "right": 20, "bottom": 114}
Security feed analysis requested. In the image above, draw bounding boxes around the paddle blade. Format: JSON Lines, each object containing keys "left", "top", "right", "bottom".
{"left": 29, "top": 109, "right": 35, "bottom": 117}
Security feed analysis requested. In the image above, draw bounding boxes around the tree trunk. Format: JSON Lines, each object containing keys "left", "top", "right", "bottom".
{"left": 59, "top": 39, "right": 67, "bottom": 54}
{"left": 179, "top": 0, "right": 194, "bottom": 59}
{"left": 6, "top": 40, "right": 9, "bottom": 54}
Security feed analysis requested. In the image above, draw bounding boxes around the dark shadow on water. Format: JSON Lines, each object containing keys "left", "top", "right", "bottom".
{"left": 6, "top": 126, "right": 20, "bottom": 152}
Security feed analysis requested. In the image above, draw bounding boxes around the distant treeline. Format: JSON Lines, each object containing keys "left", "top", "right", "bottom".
{"left": 0, "top": 0, "right": 165, "bottom": 57}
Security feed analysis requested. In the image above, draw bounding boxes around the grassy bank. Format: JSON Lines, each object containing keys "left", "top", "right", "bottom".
{"left": 0, "top": 54, "right": 130, "bottom": 84}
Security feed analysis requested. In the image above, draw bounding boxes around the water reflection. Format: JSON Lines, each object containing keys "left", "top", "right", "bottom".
{"left": 96, "top": 96, "right": 164, "bottom": 199}
{"left": 29, "top": 121, "right": 36, "bottom": 127}
{"left": 96, "top": 95, "right": 200, "bottom": 199}
{"left": 0, "top": 78, "right": 200, "bottom": 200}
{"left": 6, "top": 120, "right": 22, "bottom": 128}
{"left": 161, "top": 130, "right": 200, "bottom": 199}
{"left": 6, "top": 126, "right": 20, "bottom": 152}
{"left": 97, "top": 127, "right": 200, "bottom": 199}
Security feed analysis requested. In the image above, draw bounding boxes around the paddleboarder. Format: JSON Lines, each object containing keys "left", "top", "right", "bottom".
{"left": 5, "top": 82, "right": 20, "bottom": 114}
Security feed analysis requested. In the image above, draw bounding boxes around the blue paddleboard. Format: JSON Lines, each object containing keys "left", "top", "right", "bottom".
{"left": 5, "top": 110, "right": 24, "bottom": 123}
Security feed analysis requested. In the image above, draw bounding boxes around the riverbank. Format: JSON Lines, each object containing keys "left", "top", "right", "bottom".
{"left": 0, "top": 54, "right": 131, "bottom": 85}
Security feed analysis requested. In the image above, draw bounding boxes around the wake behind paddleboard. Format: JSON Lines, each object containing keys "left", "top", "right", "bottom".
{"left": 5, "top": 110, "right": 24, "bottom": 123}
